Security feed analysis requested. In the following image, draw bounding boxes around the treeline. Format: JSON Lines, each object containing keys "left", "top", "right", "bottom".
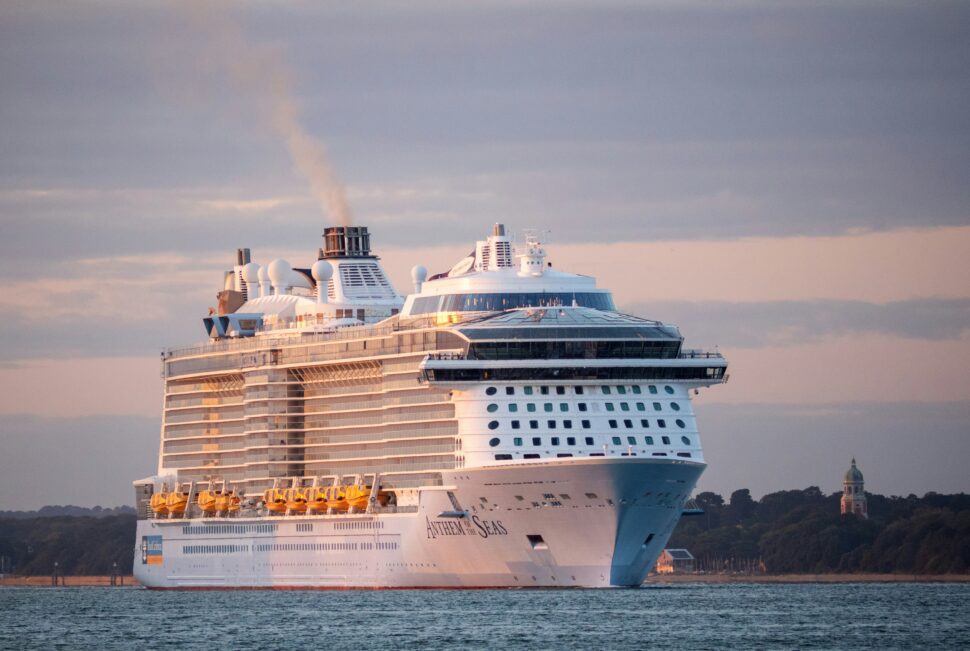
{"left": 669, "top": 488, "right": 970, "bottom": 574}
{"left": 0, "top": 514, "right": 136, "bottom": 575}
{"left": 0, "top": 505, "right": 135, "bottom": 520}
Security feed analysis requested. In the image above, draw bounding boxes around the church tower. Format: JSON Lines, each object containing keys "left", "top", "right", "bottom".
{"left": 841, "top": 458, "right": 868, "bottom": 519}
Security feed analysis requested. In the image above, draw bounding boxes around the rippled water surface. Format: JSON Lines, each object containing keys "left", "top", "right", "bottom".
{"left": 1, "top": 583, "right": 968, "bottom": 650}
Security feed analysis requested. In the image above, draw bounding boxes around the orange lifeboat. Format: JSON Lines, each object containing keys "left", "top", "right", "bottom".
{"left": 263, "top": 488, "right": 287, "bottom": 514}
{"left": 284, "top": 488, "right": 308, "bottom": 514}
{"left": 165, "top": 490, "right": 189, "bottom": 515}
{"left": 214, "top": 491, "right": 238, "bottom": 513}
{"left": 150, "top": 492, "right": 169, "bottom": 516}
{"left": 345, "top": 485, "right": 371, "bottom": 512}
{"left": 197, "top": 490, "right": 219, "bottom": 514}
{"left": 305, "top": 487, "right": 328, "bottom": 513}
{"left": 324, "top": 486, "right": 348, "bottom": 512}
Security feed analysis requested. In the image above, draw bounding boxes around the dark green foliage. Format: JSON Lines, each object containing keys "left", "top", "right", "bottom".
{"left": 0, "top": 514, "right": 135, "bottom": 575}
{"left": 669, "top": 488, "right": 970, "bottom": 574}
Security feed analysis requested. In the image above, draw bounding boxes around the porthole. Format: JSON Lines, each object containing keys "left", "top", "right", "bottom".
{"left": 488, "top": 420, "right": 499, "bottom": 430}
{"left": 681, "top": 436, "right": 691, "bottom": 445}
{"left": 676, "top": 419, "right": 686, "bottom": 429}
{"left": 487, "top": 403, "right": 499, "bottom": 413}
{"left": 486, "top": 387, "right": 497, "bottom": 396}
{"left": 489, "top": 437, "right": 500, "bottom": 447}
{"left": 664, "top": 385, "right": 675, "bottom": 395}
{"left": 671, "top": 402, "right": 681, "bottom": 411}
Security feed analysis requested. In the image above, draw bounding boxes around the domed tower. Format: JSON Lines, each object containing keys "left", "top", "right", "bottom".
{"left": 841, "top": 458, "right": 868, "bottom": 519}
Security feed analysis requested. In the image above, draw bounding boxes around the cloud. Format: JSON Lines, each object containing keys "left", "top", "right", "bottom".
{"left": 623, "top": 298, "right": 970, "bottom": 348}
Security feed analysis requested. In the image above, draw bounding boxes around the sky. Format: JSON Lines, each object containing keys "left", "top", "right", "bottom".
{"left": 0, "top": 0, "right": 968, "bottom": 509}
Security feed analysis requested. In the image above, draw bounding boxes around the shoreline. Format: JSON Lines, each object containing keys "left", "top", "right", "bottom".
{"left": 646, "top": 573, "right": 970, "bottom": 584}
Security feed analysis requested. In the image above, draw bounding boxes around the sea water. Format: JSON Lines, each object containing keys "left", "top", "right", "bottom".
{"left": 1, "top": 583, "right": 968, "bottom": 650}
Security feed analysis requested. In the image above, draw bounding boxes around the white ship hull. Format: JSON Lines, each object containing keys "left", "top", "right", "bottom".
{"left": 134, "top": 458, "right": 704, "bottom": 589}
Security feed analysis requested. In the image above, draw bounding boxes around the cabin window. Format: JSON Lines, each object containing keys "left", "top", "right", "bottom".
{"left": 585, "top": 437, "right": 594, "bottom": 445}
{"left": 556, "top": 386, "right": 566, "bottom": 395}
{"left": 486, "top": 387, "right": 497, "bottom": 396}
{"left": 487, "top": 404, "right": 498, "bottom": 413}
{"left": 529, "top": 420, "right": 539, "bottom": 429}
{"left": 671, "top": 402, "right": 681, "bottom": 411}
{"left": 514, "top": 437, "right": 523, "bottom": 446}
{"left": 645, "top": 436, "right": 654, "bottom": 445}
{"left": 624, "top": 419, "right": 633, "bottom": 429}
{"left": 489, "top": 437, "right": 500, "bottom": 447}
{"left": 608, "top": 419, "right": 618, "bottom": 429}
{"left": 511, "top": 420, "right": 520, "bottom": 429}
{"left": 665, "top": 385, "right": 675, "bottom": 395}
{"left": 506, "top": 387, "right": 515, "bottom": 395}
{"left": 653, "top": 402, "right": 662, "bottom": 411}
{"left": 488, "top": 421, "right": 499, "bottom": 430}
{"left": 581, "top": 420, "right": 591, "bottom": 429}
{"left": 681, "top": 436, "right": 691, "bottom": 445}
{"left": 662, "top": 436, "right": 671, "bottom": 445}
{"left": 567, "top": 437, "right": 576, "bottom": 445}
{"left": 649, "top": 385, "right": 658, "bottom": 394}
{"left": 611, "top": 436, "right": 622, "bottom": 445}
{"left": 532, "top": 437, "right": 542, "bottom": 446}
{"left": 627, "top": 436, "right": 636, "bottom": 445}
{"left": 658, "top": 419, "right": 667, "bottom": 428}
{"left": 676, "top": 419, "right": 686, "bottom": 429}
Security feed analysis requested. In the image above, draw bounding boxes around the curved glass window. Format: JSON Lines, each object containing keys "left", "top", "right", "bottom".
{"left": 664, "top": 385, "right": 675, "bottom": 394}
{"left": 485, "top": 387, "right": 497, "bottom": 396}
{"left": 487, "top": 404, "right": 498, "bottom": 413}
{"left": 676, "top": 419, "right": 686, "bottom": 429}
{"left": 681, "top": 436, "right": 691, "bottom": 445}
{"left": 413, "top": 292, "right": 616, "bottom": 314}
{"left": 489, "top": 437, "right": 500, "bottom": 447}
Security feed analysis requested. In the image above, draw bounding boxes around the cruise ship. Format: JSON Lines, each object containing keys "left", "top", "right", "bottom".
{"left": 133, "top": 224, "right": 728, "bottom": 588}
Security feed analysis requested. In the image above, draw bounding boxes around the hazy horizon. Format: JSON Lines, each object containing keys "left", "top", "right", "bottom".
{"left": 1, "top": 1, "right": 968, "bottom": 509}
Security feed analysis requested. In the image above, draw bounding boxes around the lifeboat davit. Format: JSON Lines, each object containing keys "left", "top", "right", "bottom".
{"left": 149, "top": 492, "right": 169, "bottom": 516}
{"left": 305, "top": 487, "right": 328, "bottom": 513}
{"left": 284, "top": 488, "right": 308, "bottom": 514}
{"left": 263, "top": 488, "right": 287, "bottom": 514}
{"left": 166, "top": 491, "right": 189, "bottom": 515}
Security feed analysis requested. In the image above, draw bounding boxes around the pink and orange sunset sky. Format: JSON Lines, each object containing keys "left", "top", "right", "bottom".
{"left": 0, "top": 1, "right": 968, "bottom": 509}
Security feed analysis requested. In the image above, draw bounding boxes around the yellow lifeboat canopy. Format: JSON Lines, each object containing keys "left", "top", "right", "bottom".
{"left": 150, "top": 492, "right": 169, "bottom": 515}
{"left": 197, "top": 490, "right": 219, "bottom": 514}
{"left": 305, "top": 487, "right": 328, "bottom": 513}
{"left": 284, "top": 488, "right": 308, "bottom": 514}
{"left": 166, "top": 491, "right": 189, "bottom": 515}
{"left": 263, "top": 488, "right": 287, "bottom": 514}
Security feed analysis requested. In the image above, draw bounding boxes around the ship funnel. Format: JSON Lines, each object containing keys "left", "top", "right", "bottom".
{"left": 493, "top": 223, "right": 505, "bottom": 237}
{"left": 323, "top": 226, "right": 372, "bottom": 258}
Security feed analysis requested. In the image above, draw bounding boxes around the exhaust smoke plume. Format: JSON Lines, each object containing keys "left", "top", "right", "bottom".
{"left": 183, "top": 1, "right": 353, "bottom": 225}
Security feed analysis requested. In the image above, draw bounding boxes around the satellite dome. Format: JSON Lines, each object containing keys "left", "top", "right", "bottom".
{"left": 257, "top": 266, "right": 269, "bottom": 281}
{"left": 311, "top": 260, "right": 334, "bottom": 282}
{"left": 242, "top": 262, "right": 260, "bottom": 284}
{"left": 267, "top": 259, "right": 292, "bottom": 295}
{"left": 411, "top": 265, "right": 428, "bottom": 283}
{"left": 844, "top": 458, "right": 864, "bottom": 483}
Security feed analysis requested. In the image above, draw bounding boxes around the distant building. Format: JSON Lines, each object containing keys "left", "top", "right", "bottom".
{"left": 655, "top": 549, "right": 695, "bottom": 574}
{"left": 841, "top": 458, "right": 868, "bottom": 519}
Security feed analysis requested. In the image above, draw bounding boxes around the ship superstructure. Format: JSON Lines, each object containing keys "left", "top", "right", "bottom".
{"left": 133, "top": 224, "right": 727, "bottom": 588}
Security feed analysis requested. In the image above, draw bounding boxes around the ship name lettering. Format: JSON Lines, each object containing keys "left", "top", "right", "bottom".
{"left": 472, "top": 515, "right": 508, "bottom": 539}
